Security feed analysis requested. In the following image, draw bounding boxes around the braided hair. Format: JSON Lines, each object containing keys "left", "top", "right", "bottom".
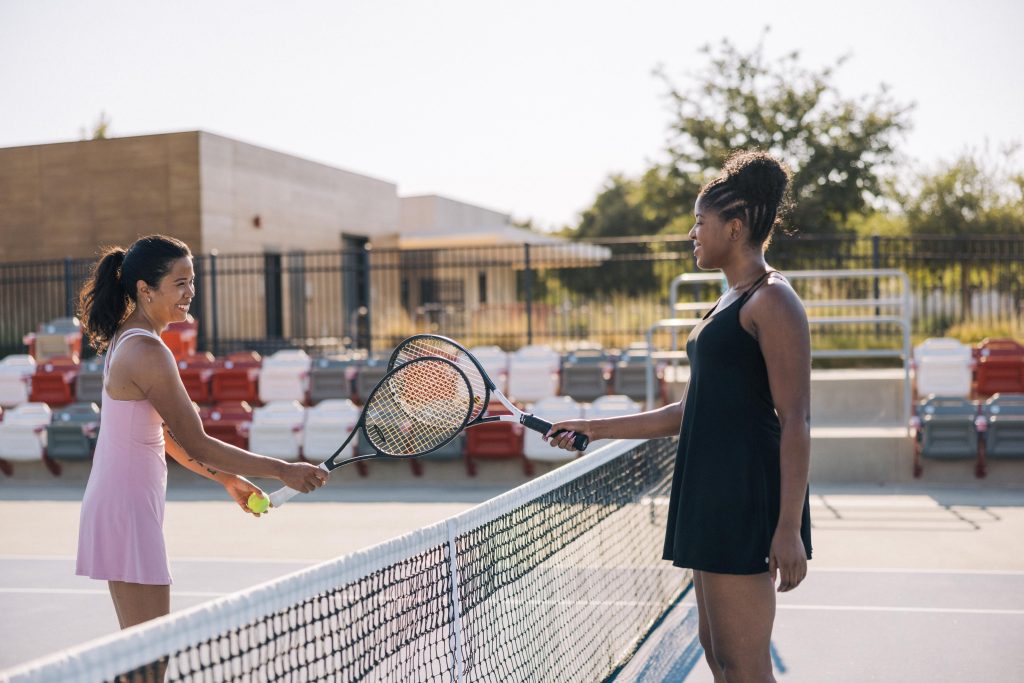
{"left": 697, "top": 150, "right": 792, "bottom": 248}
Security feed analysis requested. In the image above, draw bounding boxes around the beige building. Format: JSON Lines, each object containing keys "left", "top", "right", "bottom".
{"left": 0, "top": 131, "right": 604, "bottom": 352}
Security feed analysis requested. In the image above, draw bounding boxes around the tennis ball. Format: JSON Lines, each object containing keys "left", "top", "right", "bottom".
{"left": 247, "top": 492, "right": 270, "bottom": 514}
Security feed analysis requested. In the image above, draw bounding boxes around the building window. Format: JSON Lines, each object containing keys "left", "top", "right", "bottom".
{"left": 478, "top": 271, "right": 487, "bottom": 304}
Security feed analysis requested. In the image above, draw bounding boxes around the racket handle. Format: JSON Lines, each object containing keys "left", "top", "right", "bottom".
{"left": 521, "top": 413, "right": 590, "bottom": 451}
{"left": 268, "top": 485, "right": 302, "bottom": 509}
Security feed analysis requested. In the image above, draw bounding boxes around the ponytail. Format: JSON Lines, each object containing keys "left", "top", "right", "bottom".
{"left": 77, "top": 234, "right": 191, "bottom": 353}
{"left": 78, "top": 247, "right": 131, "bottom": 353}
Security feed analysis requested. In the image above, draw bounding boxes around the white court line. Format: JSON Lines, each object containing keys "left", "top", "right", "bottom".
{"left": 0, "top": 554, "right": 320, "bottom": 564}
{"left": 810, "top": 567, "right": 1024, "bottom": 576}
{"left": 0, "top": 588, "right": 224, "bottom": 597}
{"left": 776, "top": 604, "right": 1024, "bottom": 616}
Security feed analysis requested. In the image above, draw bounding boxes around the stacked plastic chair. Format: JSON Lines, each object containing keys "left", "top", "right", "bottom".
{"left": 352, "top": 357, "right": 389, "bottom": 405}
{"left": 585, "top": 394, "right": 642, "bottom": 421}
{"left": 912, "top": 338, "right": 973, "bottom": 399}
{"left": 612, "top": 347, "right": 663, "bottom": 403}
{"left": 559, "top": 348, "right": 609, "bottom": 402}
{"left": 468, "top": 346, "right": 510, "bottom": 394}
{"left": 303, "top": 399, "right": 360, "bottom": 461}
{"left": 211, "top": 352, "right": 262, "bottom": 404}
{"left": 0, "top": 354, "right": 37, "bottom": 407}
{"left": 523, "top": 396, "right": 583, "bottom": 465}
{"left": 200, "top": 401, "right": 253, "bottom": 450}
{"left": 248, "top": 400, "right": 305, "bottom": 460}
{"left": 464, "top": 399, "right": 526, "bottom": 476}
{"left": 507, "top": 345, "right": 560, "bottom": 404}
{"left": 24, "top": 317, "right": 83, "bottom": 361}
{"left": 161, "top": 316, "right": 198, "bottom": 360}
{"left": 974, "top": 338, "right": 1024, "bottom": 398}
{"left": 46, "top": 402, "right": 101, "bottom": 465}
{"left": 75, "top": 356, "right": 105, "bottom": 405}
{"left": 258, "top": 350, "right": 312, "bottom": 405}
{"left": 177, "top": 352, "right": 216, "bottom": 403}
{"left": 0, "top": 402, "right": 56, "bottom": 475}
{"left": 911, "top": 396, "right": 984, "bottom": 478}
{"left": 980, "top": 393, "right": 1024, "bottom": 462}
{"left": 308, "top": 357, "right": 354, "bottom": 404}
{"left": 29, "top": 355, "right": 81, "bottom": 407}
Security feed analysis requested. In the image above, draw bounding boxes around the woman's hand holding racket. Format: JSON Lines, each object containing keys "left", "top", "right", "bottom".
{"left": 543, "top": 419, "right": 596, "bottom": 452}
{"left": 277, "top": 462, "right": 329, "bottom": 495}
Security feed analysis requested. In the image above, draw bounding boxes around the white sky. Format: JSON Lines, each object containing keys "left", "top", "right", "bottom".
{"left": 1, "top": 0, "right": 1021, "bottom": 230}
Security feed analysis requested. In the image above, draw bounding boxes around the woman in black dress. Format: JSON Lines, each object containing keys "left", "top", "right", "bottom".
{"left": 548, "top": 150, "right": 812, "bottom": 683}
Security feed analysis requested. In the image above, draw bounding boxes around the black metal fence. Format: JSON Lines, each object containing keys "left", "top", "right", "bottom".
{"left": 2, "top": 235, "right": 1022, "bottom": 359}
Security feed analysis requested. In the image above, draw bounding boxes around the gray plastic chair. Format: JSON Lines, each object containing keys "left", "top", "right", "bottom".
{"left": 918, "top": 396, "right": 979, "bottom": 459}
{"left": 75, "top": 357, "right": 105, "bottom": 405}
{"left": 353, "top": 360, "right": 389, "bottom": 404}
{"left": 560, "top": 350, "right": 608, "bottom": 402}
{"left": 309, "top": 358, "right": 353, "bottom": 404}
{"left": 47, "top": 402, "right": 100, "bottom": 460}
{"left": 612, "top": 349, "right": 654, "bottom": 402}
{"left": 984, "top": 393, "right": 1024, "bottom": 459}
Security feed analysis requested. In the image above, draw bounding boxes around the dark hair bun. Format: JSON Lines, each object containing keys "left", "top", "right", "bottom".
{"left": 722, "top": 150, "right": 790, "bottom": 209}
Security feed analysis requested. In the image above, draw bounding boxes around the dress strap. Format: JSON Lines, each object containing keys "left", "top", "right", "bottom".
{"left": 737, "top": 270, "right": 778, "bottom": 307}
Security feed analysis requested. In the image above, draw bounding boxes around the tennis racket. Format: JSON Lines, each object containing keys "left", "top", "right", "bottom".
{"left": 267, "top": 356, "right": 474, "bottom": 508}
{"left": 388, "top": 334, "right": 590, "bottom": 451}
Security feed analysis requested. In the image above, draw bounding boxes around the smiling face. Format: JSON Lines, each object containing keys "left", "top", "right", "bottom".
{"left": 136, "top": 256, "right": 195, "bottom": 327}
{"left": 689, "top": 197, "right": 740, "bottom": 271}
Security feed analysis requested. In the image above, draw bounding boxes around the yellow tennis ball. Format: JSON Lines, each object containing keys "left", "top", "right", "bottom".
{"left": 247, "top": 492, "right": 270, "bottom": 514}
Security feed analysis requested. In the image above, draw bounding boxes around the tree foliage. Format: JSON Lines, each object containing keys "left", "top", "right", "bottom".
{"left": 903, "top": 147, "right": 1024, "bottom": 237}
{"left": 571, "top": 32, "right": 912, "bottom": 239}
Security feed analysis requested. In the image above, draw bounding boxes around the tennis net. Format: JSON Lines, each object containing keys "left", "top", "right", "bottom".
{"left": 2, "top": 437, "right": 687, "bottom": 683}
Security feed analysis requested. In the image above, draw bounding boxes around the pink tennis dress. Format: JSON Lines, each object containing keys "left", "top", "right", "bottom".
{"left": 76, "top": 328, "right": 172, "bottom": 585}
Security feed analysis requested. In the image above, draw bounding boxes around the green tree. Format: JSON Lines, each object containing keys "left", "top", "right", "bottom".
{"left": 658, "top": 33, "right": 912, "bottom": 235}
{"left": 904, "top": 147, "right": 1024, "bottom": 236}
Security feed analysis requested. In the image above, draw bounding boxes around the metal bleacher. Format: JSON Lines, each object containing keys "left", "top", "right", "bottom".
{"left": 644, "top": 269, "right": 913, "bottom": 434}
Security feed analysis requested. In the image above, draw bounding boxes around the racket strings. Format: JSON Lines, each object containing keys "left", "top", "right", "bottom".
{"left": 365, "top": 359, "right": 472, "bottom": 456}
{"left": 393, "top": 337, "right": 489, "bottom": 420}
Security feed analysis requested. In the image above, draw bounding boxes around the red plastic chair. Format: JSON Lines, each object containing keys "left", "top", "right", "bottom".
{"left": 211, "top": 351, "right": 262, "bottom": 404}
{"left": 974, "top": 338, "right": 1024, "bottom": 398}
{"left": 161, "top": 317, "right": 199, "bottom": 360}
{"left": 200, "top": 401, "right": 253, "bottom": 449}
{"left": 177, "top": 352, "right": 216, "bottom": 404}
{"left": 464, "top": 400, "right": 530, "bottom": 476}
{"left": 28, "top": 355, "right": 80, "bottom": 407}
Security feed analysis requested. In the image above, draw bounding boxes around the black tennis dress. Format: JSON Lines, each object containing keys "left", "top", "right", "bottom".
{"left": 663, "top": 271, "right": 813, "bottom": 574}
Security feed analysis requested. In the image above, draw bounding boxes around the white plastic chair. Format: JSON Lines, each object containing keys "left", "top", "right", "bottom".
{"left": 913, "top": 338, "right": 973, "bottom": 398}
{"left": 248, "top": 400, "right": 305, "bottom": 460}
{"left": 523, "top": 396, "right": 583, "bottom": 463}
{"left": 0, "top": 355, "right": 37, "bottom": 407}
{"left": 508, "top": 345, "right": 560, "bottom": 403}
{"left": 585, "top": 394, "right": 642, "bottom": 419}
{"left": 302, "top": 399, "right": 361, "bottom": 462}
{"left": 469, "top": 346, "right": 509, "bottom": 394}
{"left": 258, "top": 349, "right": 312, "bottom": 404}
{"left": 0, "top": 402, "right": 52, "bottom": 461}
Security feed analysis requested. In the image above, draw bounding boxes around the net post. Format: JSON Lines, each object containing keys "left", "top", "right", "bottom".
{"left": 445, "top": 519, "right": 467, "bottom": 683}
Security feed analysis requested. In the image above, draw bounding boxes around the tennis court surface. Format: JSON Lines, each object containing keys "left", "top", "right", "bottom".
{"left": 2, "top": 438, "right": 1023, "bottom": 682}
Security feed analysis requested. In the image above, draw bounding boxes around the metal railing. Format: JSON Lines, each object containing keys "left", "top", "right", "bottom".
{"left": 647, "top": 269, "right": 913, "bottom": 432}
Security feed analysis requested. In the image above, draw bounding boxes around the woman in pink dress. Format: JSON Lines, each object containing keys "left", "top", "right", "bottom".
{"left": 75, "top": 235, "right": 327, "bottom": 630}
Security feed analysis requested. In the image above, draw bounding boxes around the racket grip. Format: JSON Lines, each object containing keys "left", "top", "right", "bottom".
{"left": 268, "top": 485, "right": 302, "bottom": 509}
{"left": 521, "top": 413, "right": 590, "bottom": 451}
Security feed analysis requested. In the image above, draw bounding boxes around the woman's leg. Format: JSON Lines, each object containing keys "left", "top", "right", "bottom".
{"left": 693, "top": 570, "right": 727, "bottom": 682}
{"left": 698, "top": 570, "right": 776, "bottom": 683}
{"left": 107, "top": 581, "right": 170, "bottom": 629}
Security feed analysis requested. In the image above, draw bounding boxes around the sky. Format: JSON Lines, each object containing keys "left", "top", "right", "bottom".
{"left": 1, "top": 0, "right": 1022, "bottom": 231}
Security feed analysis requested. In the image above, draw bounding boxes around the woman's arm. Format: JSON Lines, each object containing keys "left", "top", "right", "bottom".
{"left": 124, "top": 339, "right": 326, "bottom": 493}
{"left": 164, "top": 425, "right": 268, "bottom": 516}
{"left": 749, "top": 281, "right": 812, "bottom": 592}
{"left": 544, "top": 399, "right": 684, "bottom": 450}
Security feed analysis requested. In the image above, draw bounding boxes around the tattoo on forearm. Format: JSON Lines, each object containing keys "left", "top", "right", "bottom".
{"left": 167, "top": 426, "right": 219, "bottom": 476}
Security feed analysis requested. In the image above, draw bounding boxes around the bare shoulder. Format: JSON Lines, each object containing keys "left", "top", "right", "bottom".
{"left": 741, "top": 273, "right": 808, "bottom": 339}
{"left": 117, "top": 335, "right": 178, "bottom": 381}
